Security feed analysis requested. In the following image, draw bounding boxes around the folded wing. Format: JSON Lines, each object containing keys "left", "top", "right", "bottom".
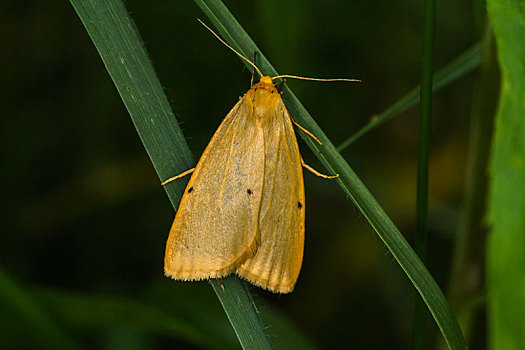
{"left": 165, "top": 97, "right": 265, "bottom": 280}
{"left": 236, "top": 101, "right": 305, "bottom": 293}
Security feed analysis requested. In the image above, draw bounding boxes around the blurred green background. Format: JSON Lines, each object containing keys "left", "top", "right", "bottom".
{"left": 1, "top": 0, "right": 491, "bottom": 349}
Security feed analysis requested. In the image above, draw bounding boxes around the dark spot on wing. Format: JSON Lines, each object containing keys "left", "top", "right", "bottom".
{"left": 297, "top": 201, "right": 302, "bottom": 209}
{"left": 188, "top": 187, "right": 194, "bottom": 193}
{"left": 247, "top": 189, "right": 252, "bottom": 195}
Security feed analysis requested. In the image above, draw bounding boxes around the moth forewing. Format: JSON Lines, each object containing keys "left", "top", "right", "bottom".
{"left": 164, "top": 96, "right": 265, "bottom": 280}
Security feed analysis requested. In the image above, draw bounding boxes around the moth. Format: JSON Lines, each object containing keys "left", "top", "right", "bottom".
{"left": 162, "top": 21, "right": 357, "bottom": 293}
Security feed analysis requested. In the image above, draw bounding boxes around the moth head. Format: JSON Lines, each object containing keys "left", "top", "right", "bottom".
{"left": 252, "top": 76, "right": 277, "bottom": 92}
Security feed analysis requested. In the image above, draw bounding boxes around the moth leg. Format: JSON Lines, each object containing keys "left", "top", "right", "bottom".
{"left": 276, "top": 78, "right": 286, "bottom": 93}
{"left": 291, "top": 118, "right": 322, "bottom": 145}
{"left": 301, "top": 158, "right": 339, "bottom": 179}
{"left": 251, "top": 52, "right": 258, "bottom": 86}
{"left": 161, "top": 168, "right": 195, "bottom": 186}
{"left": 216, "top": 279, "right": 226, "bottom": 291}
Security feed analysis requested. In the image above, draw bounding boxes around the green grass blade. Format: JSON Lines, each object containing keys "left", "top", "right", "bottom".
{"left": 486, "top": 0, "right": 525, "bottom": 349}
{"left": 194, "top": 0, "right": 466, "bottom": 348}
{"left": 412, "top": 0, "right": 436, "bottom": 348}
{"left": 210, "top": 277, "right": 274, "bottom": 350}
{"left": 337, "top": 42, "right": 484, "bottom": 152}
{"left": 0, "top": 266, "right": 80, "bottom": 349}
{"left": 70, "top": 0, "right": 193, "bottom": 208}
{"left": 69, "top": 1, "right": 272, "bottom": 349}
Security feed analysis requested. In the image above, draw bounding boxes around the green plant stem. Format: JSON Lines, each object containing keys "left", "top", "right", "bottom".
{"left": 416, "top": 0, "right": 436, "bottom": 264}
{"left": 412, "top": 0, "right": 436, "bottom": 348}
{"left": 337, "top": 42, "right": 484, "bottom": 152}
{"left": 69, "top": 1, "right": 272, "bottom": 349}
{"left": 195, "top": 1, "right": 466, "bottom": 348}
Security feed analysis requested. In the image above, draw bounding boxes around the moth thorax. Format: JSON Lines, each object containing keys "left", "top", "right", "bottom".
{"left": 252, "top": 91, "right": 279, "bottom": 119}
{"left": 251, "top": 79, "right": 279, "bottom": 119}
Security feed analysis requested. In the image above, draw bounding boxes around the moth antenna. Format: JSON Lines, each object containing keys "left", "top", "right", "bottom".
{"left": 198, "top": 19, "right": 263, "bottom": 79}
{"left": 272, "top": 75, "right": 361, "bottom": 83}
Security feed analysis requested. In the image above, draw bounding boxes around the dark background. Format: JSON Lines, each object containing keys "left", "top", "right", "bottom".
{"left": 1, "top": 0, "right": 484, "bottom": 348}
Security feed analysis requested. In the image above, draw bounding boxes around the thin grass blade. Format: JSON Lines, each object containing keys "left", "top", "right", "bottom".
{"left": 70, "top": 0, "right": 273, "bottom": 348}
{"left": 337, "top": 42, "right": 484, "bottom": 151}
{"left": 194, "top": 0, "right": 466, "bottom": 348}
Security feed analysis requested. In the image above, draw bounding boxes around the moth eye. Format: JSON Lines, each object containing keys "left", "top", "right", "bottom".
{"left": 247, "top": 189, "right": 253, "bottom": 195}
{"left": 297, "top": 201, "right": 302, "bottom": 209}
{"left": 188, "top": 187, "right": 194, "bottom": 193}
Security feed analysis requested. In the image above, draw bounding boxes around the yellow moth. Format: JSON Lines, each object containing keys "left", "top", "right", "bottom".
{"left": 163, "top": 21, "right": 358, "bottom": 293}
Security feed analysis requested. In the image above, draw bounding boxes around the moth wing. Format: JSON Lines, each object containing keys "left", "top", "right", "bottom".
{"left": 236, "top": 100, "right": 305, "bottom": 293}
{"left": 165, "top": 97, "right": 265, "bottom": 280}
